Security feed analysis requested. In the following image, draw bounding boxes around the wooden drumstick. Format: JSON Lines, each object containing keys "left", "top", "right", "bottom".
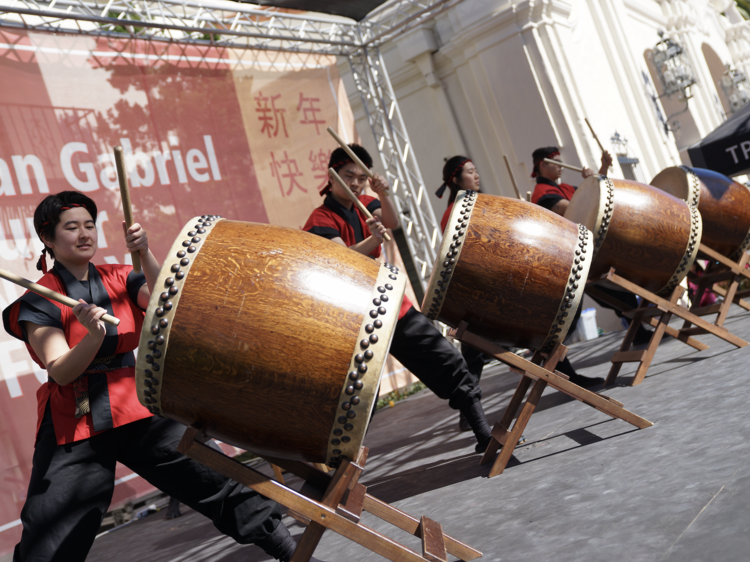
{"left": 584, "top": 118, "right": 606, "bottom": 154}
{"left": 543, "top": 158, "right": 585, "bottom": 173}
{"left": 503, "top": 155, "right": 522, "bottom": 200}
{"left": 326, "top": 127, "right": 390, "bottom": 197}
{"left": 113, "top": 146, "right": 142, "bottom": 274}
{"left": 329, "top": 167, "right": 392, "bottom": 243}
{"left": 585, "top": 117, "right": 611, "bottom": 171}
{"left": 0, "top": 267, "right": 120, "bottom": 326}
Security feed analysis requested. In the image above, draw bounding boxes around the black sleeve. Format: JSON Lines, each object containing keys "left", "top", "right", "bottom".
{"left": 306, "top": 226, "right": 342, "bottom": 240}
{"left": 537, "top": 194, "right": 565, "bottom": 211}
{"left": 14, "top": 294, "right": 64, "bottom": 343}
{"left": 126, "top": 271, "right": 147, "bottom": 305}
{"left": 366, "top": 199, "right": 382, "bottom": 214}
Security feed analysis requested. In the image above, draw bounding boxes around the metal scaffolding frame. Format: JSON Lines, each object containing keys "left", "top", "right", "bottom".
{"left": 0, "top": 0, "right": 465, "bottom": 291}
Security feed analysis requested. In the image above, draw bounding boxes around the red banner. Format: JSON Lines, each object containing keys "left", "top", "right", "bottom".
{"left": 0, "top": 28, "right": 360, "bottom": 554}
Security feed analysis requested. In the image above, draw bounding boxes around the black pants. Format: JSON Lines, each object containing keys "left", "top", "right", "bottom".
{"left": 14, "top": 404, "right": 282, "bottom": 562}
{"left": 461, "top": 345, "right": 486, "bottom": 381}
{"left": 388, "top": 308, "right": 482, "bottom": 410}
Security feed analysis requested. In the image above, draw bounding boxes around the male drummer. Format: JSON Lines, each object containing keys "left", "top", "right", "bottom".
{"left": 302, "top": 144, "right": 494, "bottom": 453}
{"left": 531, "top": 146, "right": 652, "bottom": 359}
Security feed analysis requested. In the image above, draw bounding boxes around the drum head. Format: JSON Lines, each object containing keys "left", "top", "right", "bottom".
{"left": 651, "top": 167, "right": 700, "bottom": 207}
{"left": 564, "top": 175, "right": 606, "bottom": 250}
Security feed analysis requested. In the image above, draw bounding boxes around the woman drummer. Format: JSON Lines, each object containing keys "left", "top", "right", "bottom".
{"left": 2, "top": 191, "right": 320, "bottom": 562}
{"left": 435, "top": 157, "right": 491, "bottom": 431}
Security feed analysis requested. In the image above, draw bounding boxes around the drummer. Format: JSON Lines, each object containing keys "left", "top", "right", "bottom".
{"left": 530, "top": 146, "right": 652, "bottom": 350}
{"left": 2, "top": 192, "right": 322, "bottom": 562}
{"left": 303, "top": 144, "right": 494, "bottom": 453}
{"left": 435, "top": 156, "right": 493, "bottom": 432}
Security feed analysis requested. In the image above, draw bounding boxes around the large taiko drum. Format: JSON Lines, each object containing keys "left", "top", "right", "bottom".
{"left": 565, "top": 176, "right": 702, "bottom": 296}
{"left": 650, "top": 166, "right": 750, "bottom": 260}
{"left": 136, "top": 216, "right": 405, "bottom": 467}
{"left": 422, "top": 192, "right": 593, "bottom": 353}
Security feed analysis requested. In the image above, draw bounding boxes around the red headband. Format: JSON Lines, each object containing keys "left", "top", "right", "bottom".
{"left": 319, "top": 154, "right": 371, "bottom": 196}
{"left": 531, "top": 151, "right": 560, "bottom": 178}
{"left": 41, "top": 203, "right": 87, "bottom": 227}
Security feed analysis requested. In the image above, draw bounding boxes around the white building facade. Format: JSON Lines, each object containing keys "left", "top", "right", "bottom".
{"left": 341, "top": 0, "right": 750, "bottom": 214}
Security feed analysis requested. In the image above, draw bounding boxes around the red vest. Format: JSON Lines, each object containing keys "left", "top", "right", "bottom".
{"left": 4, "top": 265, "right": 151, "bottom": 444}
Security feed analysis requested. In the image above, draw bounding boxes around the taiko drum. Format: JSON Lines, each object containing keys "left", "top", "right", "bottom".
{"left": 422, "top": 192, "right": 593, "bottom": 353}
{"left": 565, "top": 176, "right": 702, "bottom": 295}
{"left": 135, "top": 217, "right": 405, "bottom": 467}
{"left": 650, "top": 166, "right": 750, "bottom": 260}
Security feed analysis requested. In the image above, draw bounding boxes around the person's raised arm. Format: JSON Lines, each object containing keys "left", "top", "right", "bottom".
{"left": 598, "top": 150, "right": 613, "bottom": 176}
{"left": 369, "top": 173, "right": 399, "bottom": 229}
{"left": 124, "top": 222, "right": 160, "bottom": 310}
{"left": 23, "top": 300, "right": 107, "bottom": 386}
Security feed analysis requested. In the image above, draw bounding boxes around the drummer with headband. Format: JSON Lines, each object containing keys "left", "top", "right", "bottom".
{"left": 303, "top": 144, "right": 494, "bottom": 453}
{"left": 530, "top": 146, "right": 652, "bottom": 355}
{"left": 2, "top": 191, "right": 323, "bottom": 562}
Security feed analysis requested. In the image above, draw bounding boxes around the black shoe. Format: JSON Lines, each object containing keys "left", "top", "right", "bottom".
{"left": 633, "top": 325, "right": 653, "bottom": 346}
{"left": 568, "top": 373, "right": 604, "bottom": 388}
{"left": 475, "top": 435, "right": 492, "bottom": 453}
{"left": 165, "top": 497, "right": 181, "bottom": 520}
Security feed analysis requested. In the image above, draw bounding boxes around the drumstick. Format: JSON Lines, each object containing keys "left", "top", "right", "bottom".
{"left": 326, "top": 127, "right": 390, "bottom": 197}
{"left": 543, "top": 158, "right": 584, "bottom": 173}
{"left": 113, "top": 146, "right": 142, "bottom": 274}
{"left": 0, "top": 267, "right": 120, "bottom": 326}
{"left": 584, "top": 117, "right": 611, "bottom": 172}
{"left": 503, "top": 155, "right": 522, "bottom": 200}
{"left": 329, "top": 168, "right": 392, "bottom": 243}
{"left": 584, "top": 118, "right": 607, "bottom": 154}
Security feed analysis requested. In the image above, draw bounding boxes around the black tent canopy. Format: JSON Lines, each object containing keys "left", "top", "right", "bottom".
{"left": 237, "top": 1, "right": 389, "bottom": 21}
{"left": 687, "top": 101, "right": 750, "bottom": 177}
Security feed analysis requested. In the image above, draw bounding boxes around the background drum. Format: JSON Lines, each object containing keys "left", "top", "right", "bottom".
{"left": 650, "top": 166, "right": 750, "bottom": 260}
{"left": 135, "top": 216, "right": 405, "bottom": 467}
{"left": 422, "top": 192, "right": 593, "bottom": 353}
{"left": 565, "top": 176, "right": 702, "bottom": 296}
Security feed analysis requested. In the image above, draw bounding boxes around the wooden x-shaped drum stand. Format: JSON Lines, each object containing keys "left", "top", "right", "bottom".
{"left": 681, "top": 245, "right": 750, "bottom": 333}
{"left": 586, "top": 267, "right": 748, "bottom": 387}
{"left": 449, "top": 323, "right": 653, "bottom": 478}
{"left": 177, "top": 427, "right": 482, "bottom": 562}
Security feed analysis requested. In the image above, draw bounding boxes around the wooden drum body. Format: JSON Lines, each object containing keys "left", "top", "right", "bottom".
{"left": 422, "top": 192, "right": 593, "bottom": 353}
{"left": 136, "top": 217, "right": 406, "bottom": 467}
{"left": 565, "top": 176, "right": 702, "bottom": 295}
{"left": 650, "top": 166, "right": 750, "bottom": 260}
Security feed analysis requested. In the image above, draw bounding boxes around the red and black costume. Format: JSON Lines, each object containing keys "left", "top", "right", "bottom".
{"left": 531, "top": 177, "right": 577, "bottom": 211}
{"left": 3, "top": 262, "right": 287, "bottom": 562}
{"left": 304, "top": 193, "right": 485, "bottom": 415}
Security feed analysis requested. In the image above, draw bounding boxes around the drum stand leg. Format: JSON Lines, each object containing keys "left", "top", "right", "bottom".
{"left": 678, "top": 245, "right": 750, "bottom": 334}
{"left": 591, "top": 267, "right": 748, "bottom": 386}
{"left": 450, "top": 323, "right": 652, "bottom": 478}
{"left": 177, "top": 428, "right": 481, "bottom": 562}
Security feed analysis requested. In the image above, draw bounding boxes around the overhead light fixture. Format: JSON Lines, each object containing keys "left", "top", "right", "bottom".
{"left": 720, "top": 64, "right": 750, "bottom": 114}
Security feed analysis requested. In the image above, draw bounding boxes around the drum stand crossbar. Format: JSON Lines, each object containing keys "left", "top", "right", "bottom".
{"left": 681, "top": 245, "right": 750, "bottom": 333}
{"left": 586, "top": 267, "right": 748, "bottom": 388}
{"left": 449, "top": 323, "right": 652, "bottom": 478}
{"left": 177, "top": 427, "right": 482, "bottom": 562}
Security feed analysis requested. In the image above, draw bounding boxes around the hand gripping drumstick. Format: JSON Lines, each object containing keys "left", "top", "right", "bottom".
{"left": 502, "top": 155, "right": 523, "bottom": 200}
{"left": 113, "top": 146, "right": 142, "bottom": 274}
{"left": 329, "top": 167, "right": 392, "bottom": 243}
{"left": 543, "top": 158, "right": 585, "bottom": 173}
{"left": 326, "top": 127, "right": 390, "bottom": 197}
{"left": 584, "top": 117, "right": 611, "bottom": 171}
{"left": 0, "top": 267, "right": 120, "bottom": 326}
